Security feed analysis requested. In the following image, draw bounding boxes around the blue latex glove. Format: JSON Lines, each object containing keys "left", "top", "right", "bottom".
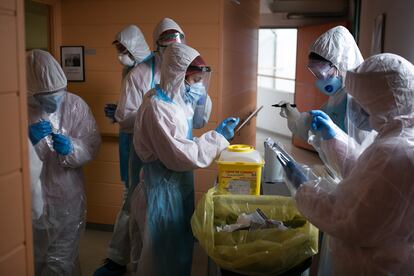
{"left": 309, "top": 110, "right": 336, "bottom": 140}
{"left": 283, "top": 160, "right": 309, "bottom": 189}
{"left": 104, "top": 103, "right": 117, "bottom": 123}
{"left": 29, "top": 120, "right": 52, "bottom": 145}
{"left": 215, "top": 117, "right": 240, "bottom": 140}
{"left": 51, "top": 133, "right": 73, "bottom": 155}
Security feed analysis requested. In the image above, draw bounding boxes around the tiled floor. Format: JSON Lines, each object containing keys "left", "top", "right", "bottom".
{"left": 79, "top": 129, "right": 322, "bottom": 276}
{"left": 79, "top": 229, "right": 210, "bottom": 276}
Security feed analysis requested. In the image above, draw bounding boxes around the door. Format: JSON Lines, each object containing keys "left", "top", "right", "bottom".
{"left": 0, "top": 0, "right": 34, "bottom": 275}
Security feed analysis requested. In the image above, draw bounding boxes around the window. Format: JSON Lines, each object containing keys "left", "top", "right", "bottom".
{"left": 258, "top": 29, "right": 297, "bottom": 93}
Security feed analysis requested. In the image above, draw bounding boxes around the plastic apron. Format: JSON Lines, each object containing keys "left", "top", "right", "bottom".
{"left": 136, "top": 87, "right": 195, "bottom": 276}
{"left": 318, "top": 91, "right": 347, "bottom": 276}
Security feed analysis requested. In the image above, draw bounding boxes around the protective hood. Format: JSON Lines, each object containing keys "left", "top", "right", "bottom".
{"left": 152, "top": 18, "right": 185, "bottom": 49}
{"left": 159, "top": 43, "right": 199, "bottom": 102}
{"left": 115, "top": 25, "right": 151, "bottom": 63}
{"left": 309, "top": 26, "right": 363, "bottom": 74}
{"left": 26, "top": 49, "right": 67, "bottom": 95}
{"left": 345, "top": 53, "right": 414, "bottom": 132}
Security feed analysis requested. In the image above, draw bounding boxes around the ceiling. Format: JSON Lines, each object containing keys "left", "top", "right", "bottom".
{"left": 259, "top": 0, "right": 352, "bottom": 27}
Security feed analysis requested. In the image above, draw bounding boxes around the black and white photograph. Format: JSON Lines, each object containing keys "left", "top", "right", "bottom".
{"left": 60, "top": 46, "right": 85, "bottom": 81}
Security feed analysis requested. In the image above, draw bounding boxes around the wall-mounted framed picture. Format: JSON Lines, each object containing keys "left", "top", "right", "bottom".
{"left": 370, "top": 14, "right": 386, "bottom": 55}
{"left": 60, "top": 46, "right": 85, "bottom": 82}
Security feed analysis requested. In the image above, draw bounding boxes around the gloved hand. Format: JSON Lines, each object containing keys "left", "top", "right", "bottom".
{"left": 29, "top": 120, "right": 52, "bottom": 145}
{"left": 215, "top": 117, "right": 240, "bottom": 140}
{"left": 104, "top": 103, "right": 117, "bottom": 123}
{"left": 51, "top": 133, "right": 73, "bottom": 155}
{"left": 283, "top": 160, "right": 309, "bottom": 189}
{"left": 278, "top": 101, "right": 301, "bottom": 131}
{"left": 309, "top": 110, "right": 336, "bottom": 140}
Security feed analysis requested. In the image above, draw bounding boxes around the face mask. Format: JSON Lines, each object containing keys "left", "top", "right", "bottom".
{"left": 36, "top": 91, "right": 65, "bottom": 113}
{"left": 316, "top": 76, "right": 342, "bottom": 96}
{"left": 183, "top": 82, "right": 206, "bottom": 104}
{"left": 118, "top": 54, "right": 135, "bottom": 67}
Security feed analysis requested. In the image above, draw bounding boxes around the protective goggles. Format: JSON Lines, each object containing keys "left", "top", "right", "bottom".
{"left": 157, "top": 32, "right": 185, "bottom": 47}
{"left": 307, "top": 60, "right": 337, "bottom": 80}
{"left": 186, "top": 65, "right": 211, "bottom": 74}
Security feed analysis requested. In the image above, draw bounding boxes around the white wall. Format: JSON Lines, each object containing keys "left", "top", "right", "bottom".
{"left": 256, "top": 87, "right": 293, "bottom": 137}
{"left": 359, "top": 0, "right": 414, "bottom": 63}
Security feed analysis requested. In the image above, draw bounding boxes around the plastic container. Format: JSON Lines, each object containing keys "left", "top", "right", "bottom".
{"left": 191, "top": 188, "right": 319, "bottom": 276}
{"left": 217, "top": 145, "right": 264, "bottom": 195}
{"left": 263, "top": 139, "right": 284, "bottom": 182}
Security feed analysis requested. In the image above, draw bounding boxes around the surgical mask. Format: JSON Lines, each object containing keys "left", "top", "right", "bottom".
{"left": 316, "top": 76, "right": 342, "bottom": 96}
{"left": 118, "top": 54, "right": 135, "bottom": 67}
{"left": 183, "top": 82, "right": 206, "bottom": 104}
{"left": 35, "top": 91, "right": 65, "bottom": 113}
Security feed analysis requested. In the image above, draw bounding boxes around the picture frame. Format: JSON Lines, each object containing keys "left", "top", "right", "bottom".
{"left": 60, "top": 46, "right": 85, "bottom": 82}
{"left": 370, "top": 14, "right": 386, "bottom": 56}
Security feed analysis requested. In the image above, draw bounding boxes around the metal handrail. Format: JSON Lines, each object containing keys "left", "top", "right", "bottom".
{"left": 257, "top": 73, "right": 295, "bottom": 81}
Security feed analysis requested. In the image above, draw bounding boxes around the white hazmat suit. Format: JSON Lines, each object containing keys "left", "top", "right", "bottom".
{"left": 27, "top": 49, "right": 101, "bottom": 276}
{"left": 132, "top": 43, "right": 229, "bottom": 276}
{"left": 295, "top": 53, "right": 414, "bottom": 275}
{"left": 283, "top": 26, "right": 363, "bottom": 142}
{"left": 106, "top": 25, "right": 161, "bottom": 269}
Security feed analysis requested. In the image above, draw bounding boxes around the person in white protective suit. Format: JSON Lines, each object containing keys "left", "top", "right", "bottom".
{"left": 152, "top": 17, "right": 213, "bottom": 129}
{"left": 98, "top": 24, "right": 161, "bottom": 276}
{"left": 27, "top": 49, "right": 101, "bottom": 276}
{"left": 284, "top": 53, "right": 414, "bottom": 275}
{"left": 131, "top": 43, "right": 239, "bottom": 276}
{"left": 279, "top": 26, "right": 366, "bottom": 145}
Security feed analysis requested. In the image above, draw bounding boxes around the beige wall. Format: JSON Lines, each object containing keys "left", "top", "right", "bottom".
{"left": 221, "top": 0, "right": 259, "bottom": 146}
{"left": 61, "top": 0, "right": 259, "bottom": 224}
{"left": 0, "top": 0, "right": 34, "bottom": 275}
{"left": 359, "top": 0, "right": 414, "bottom": 63}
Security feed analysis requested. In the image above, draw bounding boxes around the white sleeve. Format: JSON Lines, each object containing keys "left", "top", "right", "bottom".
{"left": 309, "top": 124, "right": 361, "bottom": 178}
{"left": 295, "top": 143, "right": 412, "bottom": 246}
{"left": 115, "top": 72, "right": 145, "bottom": 132}
{"left": 59, "top": 99, "right": 101, "bottom": 168}
{"left": 143, "top": 102, "right": 229, "bottom": 172}
{"left": 290, "top": 112, "right": 312, "bottom": 141}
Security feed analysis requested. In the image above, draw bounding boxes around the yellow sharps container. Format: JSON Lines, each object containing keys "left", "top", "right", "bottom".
{"left": 217, "top": 144, "right": 264, "bottom": 195}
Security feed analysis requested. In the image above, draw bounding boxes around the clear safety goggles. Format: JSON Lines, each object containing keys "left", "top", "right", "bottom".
{"left": 307, "top": 60, "right": 337, "bottom": 80}
{"left": 157, "top": 32, "right": 185, "bottom": 48}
